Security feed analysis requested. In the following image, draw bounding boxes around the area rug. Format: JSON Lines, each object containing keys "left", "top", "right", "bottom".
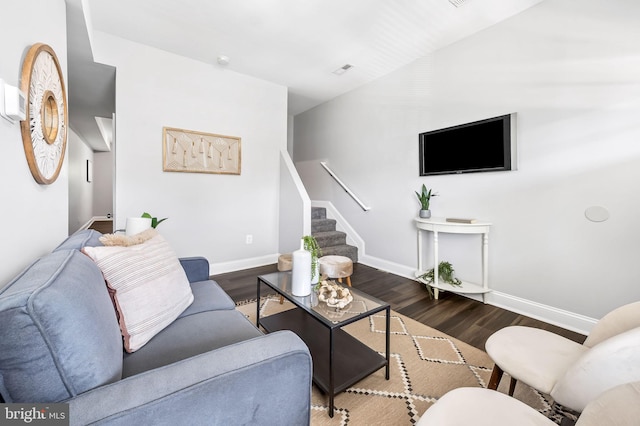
{"left": 236, "top": 297, "right": 568, "bottom": 425}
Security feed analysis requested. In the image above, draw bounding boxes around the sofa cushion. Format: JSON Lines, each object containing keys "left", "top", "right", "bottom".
{"left": 53, "top": 229, "right": 103, "bottom": 252}
{"left": 178, "top": 280, "right": 236, "bottom": 318}
{"left": 82, "top": 233, "right": 194, "bottom": 353}
{"left": 0, "top": 250, "right": 123, "bottom": 403}
{"left": 122, "top": 309, "right": 263, "bottom": 377}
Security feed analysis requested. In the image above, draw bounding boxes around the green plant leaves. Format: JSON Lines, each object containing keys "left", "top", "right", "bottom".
{"left": 142, "top": 212, "right": 168, "bottom": 228}
{"left": 415, "top": 184, "right": 434, "bottom": 210}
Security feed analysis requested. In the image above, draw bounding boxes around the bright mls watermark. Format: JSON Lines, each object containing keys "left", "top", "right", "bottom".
{"left": 1, "top": 404, "right": 68, "bottom": 425}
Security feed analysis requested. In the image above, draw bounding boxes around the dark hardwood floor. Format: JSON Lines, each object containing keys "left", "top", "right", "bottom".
{"left": 88, "top": 219, "right": 114, "bottom": 234}
{"left": 212, "top": 263, "right": 586, "bottom": 351}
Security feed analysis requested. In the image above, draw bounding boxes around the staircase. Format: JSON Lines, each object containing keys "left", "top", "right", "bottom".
{"left": 311, "top": 207, "right": 358, "bottom": 263}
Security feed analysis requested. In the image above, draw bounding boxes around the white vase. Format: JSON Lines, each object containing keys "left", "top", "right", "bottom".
{"left": 291, "top": 239, "right": 311, "bottom": 296}
{"left": 125, "top": 217, "right": 152, "bottom": 236}
{"left": 419, "top": 209, "right": 431, "bottom": 218}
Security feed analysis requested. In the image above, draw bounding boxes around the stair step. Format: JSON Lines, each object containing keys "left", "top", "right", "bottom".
{"left": 310, "top": 206, "right": 358, "bottom": 263}
{"left": 319, "top": 245, "right": 358, "bottom": 263}
{"left": 312, "top": 218, "right": 337, "bottom": 233}
{"left": 312, "top": 207, "right": 326, "bottom": 220}
{"left": 313, "top": 230, "right": 346, "bottom": 248}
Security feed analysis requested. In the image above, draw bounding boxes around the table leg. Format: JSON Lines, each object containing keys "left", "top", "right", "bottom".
{"left": 433, "top": 231, "right": 440, "bottom": 300}
{"left": 385, "top": 306, "right": 390, "bottom": 380}
{"left": 329, "top": 327, "right": 335, "bottom": 417}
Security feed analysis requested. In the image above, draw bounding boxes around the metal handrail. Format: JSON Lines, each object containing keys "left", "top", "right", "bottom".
{"left": 320, "top": 162, "right": 370, "bottom": 211}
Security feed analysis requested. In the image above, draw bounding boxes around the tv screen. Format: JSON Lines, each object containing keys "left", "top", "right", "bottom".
{"left": 419, "top": 114, "right": 515, "bottom": 176}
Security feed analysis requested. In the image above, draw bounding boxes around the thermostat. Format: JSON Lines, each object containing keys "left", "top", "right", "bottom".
{"left": 0, "top": 78, "right": 26, "bottom": 123}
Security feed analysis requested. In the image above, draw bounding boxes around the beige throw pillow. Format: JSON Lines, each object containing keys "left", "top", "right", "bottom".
{"left": 83, "top": 233, "right": 194, "bottom": 352}
{"left": 99, "top": 228, "right": 158, "bottom": 247}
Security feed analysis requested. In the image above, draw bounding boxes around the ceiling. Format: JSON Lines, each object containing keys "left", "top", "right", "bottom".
{"left": 66, "top": 0, "right": 544, "bottom": 151}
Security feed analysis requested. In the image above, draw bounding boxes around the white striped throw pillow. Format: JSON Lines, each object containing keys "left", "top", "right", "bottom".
{"left": 83, "top": 232, "right": 194, "bottom": 352}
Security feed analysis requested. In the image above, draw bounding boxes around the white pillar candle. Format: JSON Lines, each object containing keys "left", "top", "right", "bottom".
{"left": 291, "top": 239, "right": 311, "bottom": 296}
{"left": 125, "top": 217, "right": 152, "bottom": 236}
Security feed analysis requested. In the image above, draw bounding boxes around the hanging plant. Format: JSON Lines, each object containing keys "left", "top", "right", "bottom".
{"left": 418, "top": 261, "right": 462, "bottom": 298}
{"left": 302, "top": 235, "right": 322, "bottom": 275}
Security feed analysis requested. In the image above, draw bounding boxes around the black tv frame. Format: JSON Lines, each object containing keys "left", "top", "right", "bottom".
{"left": 419, "top": 113, "right": 516, "bottom": 176}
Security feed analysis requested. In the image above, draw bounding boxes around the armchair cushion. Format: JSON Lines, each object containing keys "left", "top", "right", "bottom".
{"left": 83, "top": 233, "right": 194, "bottom": 353}
{"left": 0, "top": 250, "right": 122, "bottom": 403}
{"left": 485, "top": 326, "right": 587, "bottom": 394}
{"left": 417, "top": 387, "right": 555, "bottom": 426}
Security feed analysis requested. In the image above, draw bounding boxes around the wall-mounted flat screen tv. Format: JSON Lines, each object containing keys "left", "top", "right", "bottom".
{"left": 419, "top": 113, "right": 516, "bottom": 176}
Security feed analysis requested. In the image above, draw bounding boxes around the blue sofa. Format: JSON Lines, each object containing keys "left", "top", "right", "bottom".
{"left": 0, "top": 230, "right": 312, "bottom": 425}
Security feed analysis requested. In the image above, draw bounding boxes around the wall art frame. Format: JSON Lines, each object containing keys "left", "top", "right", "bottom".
{"left": 86, "top": 159, "right": 93, "bottom": 182}
{"left": 162, "top": 126, "right": 241, "bottom": 175}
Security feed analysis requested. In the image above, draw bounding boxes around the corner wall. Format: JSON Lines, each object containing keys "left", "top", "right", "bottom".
{"left": 91, "top": 32, "right": 288, "bottom": 273}
{"left": 0, "top": 0, "right": 68, "bottom": 284}
{"left": 293, "top": 0, "right": 640, "bottom": 331}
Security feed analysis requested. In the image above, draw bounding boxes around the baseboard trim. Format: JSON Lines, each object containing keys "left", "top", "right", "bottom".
{"left": 359, "top": 254, "right": 416, "bottom": 279}
{"left": 210, "top": 254, "right": 279, "bottom": 275}
{"left": 488, "top": 291, "right": 595, "bottom": 336}
{"left": 359, "top": 254, "right": 594, "bottom": 336}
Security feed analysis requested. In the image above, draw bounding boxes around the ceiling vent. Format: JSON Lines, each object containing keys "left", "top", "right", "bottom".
{"left": 448, "top": 0, "right": 468, "bottom": 7}
{"left": 332, "top": 64, "right": 354, "bottom": 75}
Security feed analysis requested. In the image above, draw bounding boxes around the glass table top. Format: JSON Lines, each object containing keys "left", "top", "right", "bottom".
{"left": 258, "top": 271, "right": 389, "bottom": 327}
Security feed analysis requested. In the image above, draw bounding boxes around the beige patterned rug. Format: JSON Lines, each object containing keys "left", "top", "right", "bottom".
{"left": 236, "top": 297, "right": 568, "bottom": 425}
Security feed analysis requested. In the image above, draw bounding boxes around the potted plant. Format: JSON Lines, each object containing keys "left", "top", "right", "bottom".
{"left": 415, "top": 184, "right": 436, "bottom": 218}
{"left": 142, "top": 212, "right": 168, "bottom": 228}
{"left": 418, "top": 261, "right": 462, "bottom": 298}
{"left": 302, "top": 235, "right": 322, "bottom": 284}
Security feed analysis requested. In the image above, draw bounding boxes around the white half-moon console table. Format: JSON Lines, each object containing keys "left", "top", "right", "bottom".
{"left": 414, "top": 217, "right": 492, "bottom": 303}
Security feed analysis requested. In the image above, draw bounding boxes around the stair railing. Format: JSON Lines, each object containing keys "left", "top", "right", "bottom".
{"left": 320, "top": 162, "right": 371, "bottom": 211}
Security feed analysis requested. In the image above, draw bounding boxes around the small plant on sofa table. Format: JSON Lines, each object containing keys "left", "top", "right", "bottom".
{"left": 142, "top": 212, "right": 168, "bottom": 228}
{"left": 416, "top": 184, "right": 437, "bottom": 218}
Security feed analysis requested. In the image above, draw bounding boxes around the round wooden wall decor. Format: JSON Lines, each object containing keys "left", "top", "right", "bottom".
{"left": 20, "top": 43, "right": 68, "bottom": 185}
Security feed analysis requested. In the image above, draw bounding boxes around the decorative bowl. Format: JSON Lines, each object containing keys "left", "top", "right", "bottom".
{"left": 316, "top": 280, "right": 353, "bottom": 309}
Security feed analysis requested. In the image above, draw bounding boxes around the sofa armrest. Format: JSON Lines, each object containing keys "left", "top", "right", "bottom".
{"left": 68, "top": 331, "right": 312, "bottom": 426}
{"left": 179, "top": 256, "right": 210, "bottom": 283}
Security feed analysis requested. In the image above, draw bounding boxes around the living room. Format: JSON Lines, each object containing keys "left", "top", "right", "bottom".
{"left": 2, "top": 0, "right": 640, "bottom": 417}
{"left": 3, "top": 0, "right": 639, "bottom": 334}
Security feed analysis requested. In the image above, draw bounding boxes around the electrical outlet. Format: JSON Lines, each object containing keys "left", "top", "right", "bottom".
{"left": 245, "top": 234, "right": 253, "bottom": 244}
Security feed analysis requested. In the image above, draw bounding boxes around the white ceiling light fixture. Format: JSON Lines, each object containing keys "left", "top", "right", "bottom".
{"left": 216, "top": 55, "right": 230, "bottom": 66}
{"left": 332, "top": 64, "right": 354, "bottom": 76}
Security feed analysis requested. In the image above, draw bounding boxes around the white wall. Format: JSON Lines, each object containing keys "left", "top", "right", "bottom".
{"left": 91, "top": 33, "right": 288, "bottom": 273}
{"left": 68, "top": 128, "right": 94, "bottom": 233}
{"left": 0, "top": 0, "right": 68, "bottom": 284}
{"left": 92, "top": 150, "right": 113, "bottom": 217}
{"left": 294, "top": 0, "right": 640, "bottom": 331}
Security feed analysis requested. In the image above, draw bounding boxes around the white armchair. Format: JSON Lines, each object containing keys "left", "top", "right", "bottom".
{"left": 416, "top": 381, "right": 640, "bottom": 426}
{"left": 485, "top": 301, "right": 640, "bottom": 412}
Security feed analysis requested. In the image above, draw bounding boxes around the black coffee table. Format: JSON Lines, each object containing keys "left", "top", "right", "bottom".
{"left": 257, "top": 272, "right": 390, "bottom": 417}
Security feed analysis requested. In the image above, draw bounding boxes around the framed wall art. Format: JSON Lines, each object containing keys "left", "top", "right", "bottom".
{"left": 162, "top": 127, "right": 241, "bottom": 175}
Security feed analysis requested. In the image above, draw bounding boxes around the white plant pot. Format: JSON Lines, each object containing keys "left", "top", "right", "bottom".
{"left": 419, "top": 209, "right": 431, "bottom": 218}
